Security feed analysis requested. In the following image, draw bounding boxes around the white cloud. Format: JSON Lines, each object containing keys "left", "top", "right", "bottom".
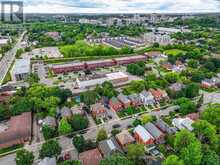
{"left": 22, "top": 0, "right": 220, "bottom": 13}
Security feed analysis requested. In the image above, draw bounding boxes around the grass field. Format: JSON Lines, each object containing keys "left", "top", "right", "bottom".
{"left": 164, "top": 49, "right": 186, "bottom": 56}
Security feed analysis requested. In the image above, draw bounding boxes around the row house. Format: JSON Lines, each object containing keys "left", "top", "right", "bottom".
{"left": 149, "top": 89, "right": 169, "bottom": 102}
{"left": 139, "top": 90, "right": 155, "bottom": 105}
{"left": 109, "top": 97, "right": 123, "bottom": 111}
{"left": 201, "top": 77, "right": 220, "bottom": 88}
{"left": 133, "top": 125, "right": 154, "bottom": 145}
{"left": 144, "top": 122, "right": 165, "bottom": 144}
{"left": 128, "top": 94, "right": 143, "bottom": 107}
{"left": 117, "top": 93, "right": 131, "bottom": 109}
{"left": 155, "top": 119, "right": 177, "bottom": 135}
{"left": 115, "top": 130, "right": 135, "bottom": 151}
{"left": 90, "top": 103, "right": 107, "bottom": 119}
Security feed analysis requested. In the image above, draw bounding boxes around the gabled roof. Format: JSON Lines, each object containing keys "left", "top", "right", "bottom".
{"left": 79, "top": 148, "right": 102, "bottom": 165}
{"left": 134, "top": 125, "right": 154, "bottom": 142}
{"left": 144, "top": 122, "right": 163, "bottom": 139}
{"left": 61, "top": 106, "right": 72, "bottom": 117}
{"left": 140, "top": 90, "right": 153, "bottom": 98}
{"left": 99, "top": 137, "right": 122, "bottom": 157}
{"left": 117, "top": 93, "right": 130, "bottom": 104}
{"left": 116, "top": 130, "right": 135, "bottom": 146}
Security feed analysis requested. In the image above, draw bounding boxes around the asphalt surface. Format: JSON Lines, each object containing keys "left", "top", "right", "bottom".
{"left": 0, "top": 31, "right": 26, "bottom": 85}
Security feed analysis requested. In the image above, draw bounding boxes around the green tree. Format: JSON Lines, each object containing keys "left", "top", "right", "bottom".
{"left": 69, "top": 115, "right": 89, "bottom": 131}
{"left": 96, "top": 128, "right": 108, "bottom": 142}
{"left": 100, "top": 154, "right": 133, "bottom": 165}
{"left": 184, "top": 83, "right": 199, "bottom": 98}
{"left": 175, "top": 97, "right": 196, "bottom": 116}
{"left": 72, "top": 135, "right": 86, "bottom": 153}
{"left": 174, "top": 129, "right": 197, "bottom": 152}
{"left": 165, "top": 72, "right": 179, "bottom": 83}
{"left": 201, "top": 147, "right": 219, "bottom": 165}
{"left": 60, "top": 160, "right": 81, "bottom": 165}
{"left": 58, "top": 118, "right": 72, "bottom": 135}
{"left": 140, "top": 114, "right": 153, "bottom": 125}
{"left": 163, "top": 155, "right": 184, "bottom": 165}
{"left": 80, "top": 91, "right": 98, "bottom": 106}
{"left": 16, "top": 149, "right": 34, "bottom": 165}
{"left": 201, "top": 103, "right": 220, "bottom": 128}
{"left": 10, "top": 97, "right": 32, "bottom": 116}
{"left": 26, "top": 73, "right": 40, "bottom": 85}
{"left": 39, "top": 140, "right": 61, "bottom": 159}
{"left": 187, "top": 59, "right": 199, "bottom": 68}
{"left": 127, "top": 144, "right": 145, "bottom": 162}
{"left": 192, "top": 120, "right": 218, "bottom": 149}
{"left": 180, "top": 141, "right": 202, "bottom": 165}
{"left": 0, "top": 104, "right": 10, "bottom": 121}
{"left": 42, "top": 125, "right": 57, "bottom": 140}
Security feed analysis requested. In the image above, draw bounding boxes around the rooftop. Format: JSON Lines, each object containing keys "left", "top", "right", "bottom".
{"left": 79, "top": 148, "right": 102, "bottom": 165}
{"left": 11, "top": 59, "right": 30, "bottom": 74}
{"left": 134, "top": 125, "right": 154, "bottom": 142}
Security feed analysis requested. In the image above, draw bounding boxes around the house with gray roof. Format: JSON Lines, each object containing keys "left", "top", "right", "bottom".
{"left": 60, "top": 106, "right": 72, "bottom": 119}
{"left": 144, "top": 122, "right": 165, "bottom": 144}
{"left": 43, "top": 116, "right": 57, "bottom": 128}
{"left": 139, "top": 90, "right": 155, "bottom": 105}
{"left": 154, "top": 119, "right": 177, "bottom": 134}
{"left": 117, "top": 93, "right": 131, "bottom": 108}
{"left": 98, "top": 137, "right": 123, "bottom": 157}
{"left": 169, "top": 83, "right": 185, "bottom": 92}
{"left": 128, "top": 94, "right": 142, "bottom": 107}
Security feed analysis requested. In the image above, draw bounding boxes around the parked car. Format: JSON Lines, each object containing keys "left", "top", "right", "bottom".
{"left": 112, "top": 124, "right": 121, "bottom": 129}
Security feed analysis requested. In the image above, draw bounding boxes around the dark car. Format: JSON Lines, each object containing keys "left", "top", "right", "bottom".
{"left": 112, "top": 124, "right": 121, "bottom": 129}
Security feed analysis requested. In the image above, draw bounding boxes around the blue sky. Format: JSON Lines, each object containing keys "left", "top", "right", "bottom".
{"left": 22, "top": 0, "right": 220, "bottom": 13}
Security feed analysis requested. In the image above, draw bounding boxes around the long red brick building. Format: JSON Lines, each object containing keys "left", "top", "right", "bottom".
{"left": 51, "top": 55, "right": 147, "bottom": 74}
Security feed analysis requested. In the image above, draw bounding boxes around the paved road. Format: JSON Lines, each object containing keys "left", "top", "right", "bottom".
{"left": 0, "top": 105, "right": 178, "bottom": 165}
{"left": 0, "top": 31, "right": 26, "bottom": 85}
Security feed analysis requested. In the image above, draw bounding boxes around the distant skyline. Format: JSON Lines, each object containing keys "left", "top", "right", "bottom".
{"left": 20, "top": 0, "right": 220, "bottom": 13}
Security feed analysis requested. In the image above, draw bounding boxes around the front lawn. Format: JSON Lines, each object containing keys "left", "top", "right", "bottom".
{"left": 164, "top": 49, "right": 186, "bottom": 56}
{"left": 117, "top": 106, "right": 147, "bottom": 118}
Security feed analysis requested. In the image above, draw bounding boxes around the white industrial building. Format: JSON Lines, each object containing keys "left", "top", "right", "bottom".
{"left": 10, "top": 59, "right": 31, "bottom": 82}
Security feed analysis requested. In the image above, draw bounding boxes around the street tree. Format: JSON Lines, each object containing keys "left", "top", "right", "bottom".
{"left": 162, "top": 155, "right": 184, "bottom": 165}
{"left": 96, "top": 128, "right": 108, "bottom": 142}
{"left": 127, "top": 144, "right": 145, "bottom": 162}
{"left": 58, "top": 118, "right": 72, "bottom": 135}
{"left": 39, "top": 140, "right": 61, "bottom": 159}
{"left": 42, "top": 125, "right": 57, "bottom": 140}
{"left": 16, "top": 149, "right": 34, "bottom": 165}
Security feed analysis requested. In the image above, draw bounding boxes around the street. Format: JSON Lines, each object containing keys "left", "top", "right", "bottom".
{"left": 0, "top": 31, "right": 26, "bottom": 85}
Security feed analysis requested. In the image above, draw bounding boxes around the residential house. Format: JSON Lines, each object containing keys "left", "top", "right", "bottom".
{"left": 43, "top": 116, "right": 57, "bottom": 128}
{"left": 161, "top": 63, "right": 173, "bottom": 71}
{"left": 139, "top": 90, "right": 155, "bottom": 105}
{"left": 79, "top": 148, "right": 102, "bottom": 165}
{"left": 201, "top": 77, "right": 220, "bottom": 88}
{"left": 149, "top": 89, "right": 168, "bottom": 102}
{"left": 133, "top": 125, "right": 154, "bottom": 145}
{"left": 0, "top": 112, "right": 32, "bottom": 149}
{"left": 98, "top": 137, "right": 123, "bottom": 157}
{"left": 71, "top": 106, "right": 85, "bottom": 116}
{"left": 115, "top": 130, "right": 135, "bottom": 150}
{"left": 154, "top": 119, "right": 177, "bottom": 134}
{"left": 169, "top": 83, "right": 185, "bottom": 92}
{"left": 90, "top": 103, "right": 107, "bottom": 119}
{"left": 117, "top": 93, "right": 131, "bottom": 108}
{"left": 128, "top": 94, "right": 142, "bottom": 107}
{"left": 109, "top": 97, "right": 123, "bottom": 111}
{"left": 144, "top": 122, "right": 165, "bottom": 144}
{"left": 172, "top": 117, "right": 194, "bottom": 131}
{"left": 185, "top": 113, "right": 200, "bottom": 121}
{"left": 60, "top": 106, "right": 72, "bottom": 119}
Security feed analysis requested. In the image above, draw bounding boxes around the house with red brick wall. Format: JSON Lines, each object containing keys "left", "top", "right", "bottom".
{"left": 128, "top": 94, "right": 142, "bottom": 107}
{"left": 109, "top": 97, "right": 123, "bottom": 111}
{"left": 144, "top": 122, "right": 165, "bottom": 144}
{"left": 149, "top": 89, "right": 169, "bottom": 102}
{"left": 117, "top": 93, "right": 131, "bottom": 109}
{"left": 133, "top": 125, "right": 154, "bottom": 145}
{"left": 86, "top": 59, "right": 116, "bottom": 70}
{"left": 90, "top": 103, "right": 107, "bottom": 119}
{"left": 115, "top": 130, "right": 135, "bottom": 150}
